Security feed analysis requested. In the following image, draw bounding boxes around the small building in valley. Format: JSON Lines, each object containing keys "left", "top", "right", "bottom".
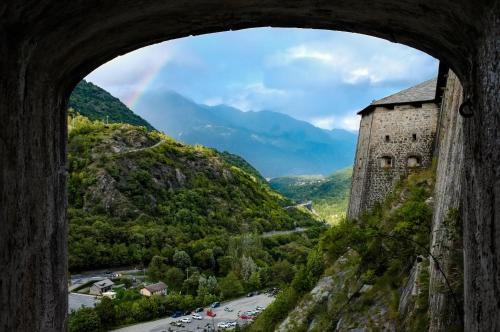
{"left": 140, "top": 281, "right": 167, "bottom": 297}
{"left": 347, "top": 78, "right": 442, "bottom": 219}
{"left": 89, "top": 278, "right": 114, "bottom": 296}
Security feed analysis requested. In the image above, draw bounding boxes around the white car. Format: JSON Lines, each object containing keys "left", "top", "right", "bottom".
{"left": 217, "top": 322, "right": 229, "bottom": 328}
{"left": 227, "top": 321, "right": 237, "bottom": 327}
{"left": 192, "top": 313, "right": 203, "bottom": 320}
{"left": 180, "top": 317, "right": 191, "bottom": 323}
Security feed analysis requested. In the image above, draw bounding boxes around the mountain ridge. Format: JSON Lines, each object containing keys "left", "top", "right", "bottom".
{"left": 133, "top": 90, "right": 357, "bottom": 177}
{"left": 70, "top": 80, "right": 155, "bottom": 130}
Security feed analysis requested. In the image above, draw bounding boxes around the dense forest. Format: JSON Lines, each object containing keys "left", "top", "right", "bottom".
{"left": 270, "top": 168, "right": 352, "bottom": 223}
{"left": 67, "top": 115, "right": 325, "bottom": 331}
{"left": 68, "top": 115, "right": 322, "bottom": 272}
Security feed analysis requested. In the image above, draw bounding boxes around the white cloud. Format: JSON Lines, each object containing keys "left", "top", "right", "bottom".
{"left": 223, "top": 82, "right": 295, "bottom": 111}
{"left": 204, "top": 97, "right": 224, "bottom": 106}
{"left": 269, "top": 44, "right": 346, "bottom": 66}
{"left": 311, "top": 114, "right": 360, "bottom": 131}
{"left": 267, "top": 37, "right": 437, "bottom": 86}
{"left": 340, "top": 115, "right": 361, "bottom": 131}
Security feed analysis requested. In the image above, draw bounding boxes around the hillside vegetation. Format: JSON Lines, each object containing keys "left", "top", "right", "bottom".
{"left": 67, "top": 115, "right": 328, "bottom": 331}
{"left": 247, "top": 167, "right": 457, "bottom": 332}
{"left": 68, "top": 115, "right": 322, "bottom": 272}
{"left": 69, "top": 80, "right": 154, "bottom": 130}
{"left": 270, "top": 168, "right": 352, "bottom": 223}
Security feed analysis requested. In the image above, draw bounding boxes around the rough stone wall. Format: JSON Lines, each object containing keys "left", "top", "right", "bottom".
{"left": 428, "top": 71, "right": 464, "bottom": 331}
{"left": 347, "top": 112, "right": 373, "bottom": 218}
{"left": 348, "top": 103, "right": 439, "bottom": 217}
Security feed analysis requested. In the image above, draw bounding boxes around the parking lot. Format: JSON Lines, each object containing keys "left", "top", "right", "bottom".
{"left": 113, "top": 293, "right": 275, "bottom": 332}
{"left": 68, "top": 293, "right": 99, "bottom": 313}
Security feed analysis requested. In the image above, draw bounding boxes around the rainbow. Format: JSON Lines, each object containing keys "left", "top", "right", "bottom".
{"left": 124, "top": 53, "right": 171, "bottom": 109}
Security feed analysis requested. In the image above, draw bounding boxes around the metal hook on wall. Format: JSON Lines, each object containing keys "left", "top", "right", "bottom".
{"left": 459, "top": 98, "right": 474, "bottom": 118}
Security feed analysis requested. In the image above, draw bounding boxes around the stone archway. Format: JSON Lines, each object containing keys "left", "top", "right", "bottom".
{"left": 0, "top": 1, "right": 498, "bottom": 331}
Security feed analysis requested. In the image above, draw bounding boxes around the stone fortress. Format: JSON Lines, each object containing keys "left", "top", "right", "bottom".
{"left": 347, "top": 76, "right": 442, "bottom": 218}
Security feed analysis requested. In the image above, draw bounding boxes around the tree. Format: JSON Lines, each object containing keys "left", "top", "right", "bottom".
{"left": 69, "top": 308, "right": 102, "bottom": 332}
{"left": 198, "top": 274, "right": 218, "bottom": 297}
{"left": 219, "top": 272, "right": 244, "bottom": 299}
{"left": 173, "top": 250, "right": 191, "bottom": 269}
{"left": 147, "top": 255, "right": 168, "bottom": 281}
{"left": 194, "top": 248, "right": 215, "bottom": 270}
{"left": 183, "top": 271, "right": 200, "bottom": 295}
{"left": 94, "top": 297, "right": 116, "bottom": 329}
{"left": 271, "top": 260, "right": 295, "bottom": 286}
{"left": 248, "top": 271, "right": 261, "bottom": 291}
{"left": 217, "top": 255, "right": 234, "bottom": 276}
{"left": 165, "top": 267, "right": 185, "bottom": 290}
{"left": 241, "top": 255, "right": 257, "bottom": 281}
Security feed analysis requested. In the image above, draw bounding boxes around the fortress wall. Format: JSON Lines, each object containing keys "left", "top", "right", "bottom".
{"left": 428, "top": 71, "right": 464, "bottom": 331}
{"left": 347, "top": 112, "right": 373, "bottom": 218}
{"left": 348, "top": 102, "right": 439, "bottom": 217}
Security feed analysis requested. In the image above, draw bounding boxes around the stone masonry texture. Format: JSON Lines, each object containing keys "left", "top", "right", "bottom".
{"left": 348, "top": 101, "right": 439, "bottom": 218}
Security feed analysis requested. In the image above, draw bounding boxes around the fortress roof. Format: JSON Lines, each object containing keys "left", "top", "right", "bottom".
{"left": 358, "top": 78, "right": 438, "bottom": 115}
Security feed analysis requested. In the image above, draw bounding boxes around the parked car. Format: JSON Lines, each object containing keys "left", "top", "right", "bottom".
{"left": 211, "top": 301, "right": 220, "bottom": 308}
{"left": 239, "top": 314, "right": 254, "bottom": 319}
{"left": 217, "top": 321, "right": 229, "bottom": 328}
{"left": 195, "top": 307, "right": 204, "bottom": 313}
{"left": 246, "top": 292, "right": 253, "bottom": 297}
{"left": 224, "top": 307, "right": 233, "bottom": 312}
{"left": 256, "top": 306, "right": 265, "bottom": 311}
{"left": 227, "top": 321, "right": 237, "bottom": 327}
{"left": 180, "top": 317, "right": 191, "bottom": 323}
{"left": 192, "top": 313, "right": 203, "bottom": 320}
{"left": 171, "top": 310, "right": 183, "bottom": 318}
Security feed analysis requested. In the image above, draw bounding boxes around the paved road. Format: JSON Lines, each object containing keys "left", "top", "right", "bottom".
{"left": 69, "top": 293, "right": 99, "bottom": 313}
{"left": 261, "top": 227, "right": 306, "bottom": 238}
{"left": 113, "top": 294, "right": 275, "bottom": 332}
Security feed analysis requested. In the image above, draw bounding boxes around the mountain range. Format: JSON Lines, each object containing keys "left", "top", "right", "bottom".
{"left": 133, "top": 90, "right": 357, "bottom": 178}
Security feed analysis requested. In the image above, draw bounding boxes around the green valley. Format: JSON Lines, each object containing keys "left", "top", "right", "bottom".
{"left": 269, "top": 168, "right": 352, "bottom": 224}
{"left": 67, "top": 114, "right": 325, "bottom": 331}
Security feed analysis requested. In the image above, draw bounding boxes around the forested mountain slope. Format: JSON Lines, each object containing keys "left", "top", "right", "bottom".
{"left": 270, "top": 168, "right": 352, "bottom": 223}
{"left": 69, "top": 80, "right": 154, "bottom": 130}
{"left": 67, "top": 115, "right": 320, "bottom": 272}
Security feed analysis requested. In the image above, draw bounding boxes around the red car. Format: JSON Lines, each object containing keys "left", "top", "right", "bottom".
{"left": 206, "top": 309, "right": 216, "bottom": 317}
{"left": 239, "top": 314, "right": 254, "bottom": 319}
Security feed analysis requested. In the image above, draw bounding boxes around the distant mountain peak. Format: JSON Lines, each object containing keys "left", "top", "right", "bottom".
{"left": 131, "top": 89, "right": 358, "bottom": 178}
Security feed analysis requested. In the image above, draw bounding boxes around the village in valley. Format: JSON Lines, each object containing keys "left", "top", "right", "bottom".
{"left": 69, "top": 268, "right": 277, "bottom": 331}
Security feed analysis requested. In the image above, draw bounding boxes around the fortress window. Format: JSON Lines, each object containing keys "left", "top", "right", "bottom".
{"left": 412, "top": 133, "right": 417, "bottom": 141}
{"left": 407, "top": 156, "right": 421, "bottom": 168}
{"left": 385, "top": 135, "right": 390, "bottom": 142}
{"left": 380, "top": 156, "right": 393, "bottom": 168}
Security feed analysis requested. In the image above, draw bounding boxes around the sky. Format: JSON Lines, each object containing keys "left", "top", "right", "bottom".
{"left": 86, "top": 28, "right": 438, "bottom": 132}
